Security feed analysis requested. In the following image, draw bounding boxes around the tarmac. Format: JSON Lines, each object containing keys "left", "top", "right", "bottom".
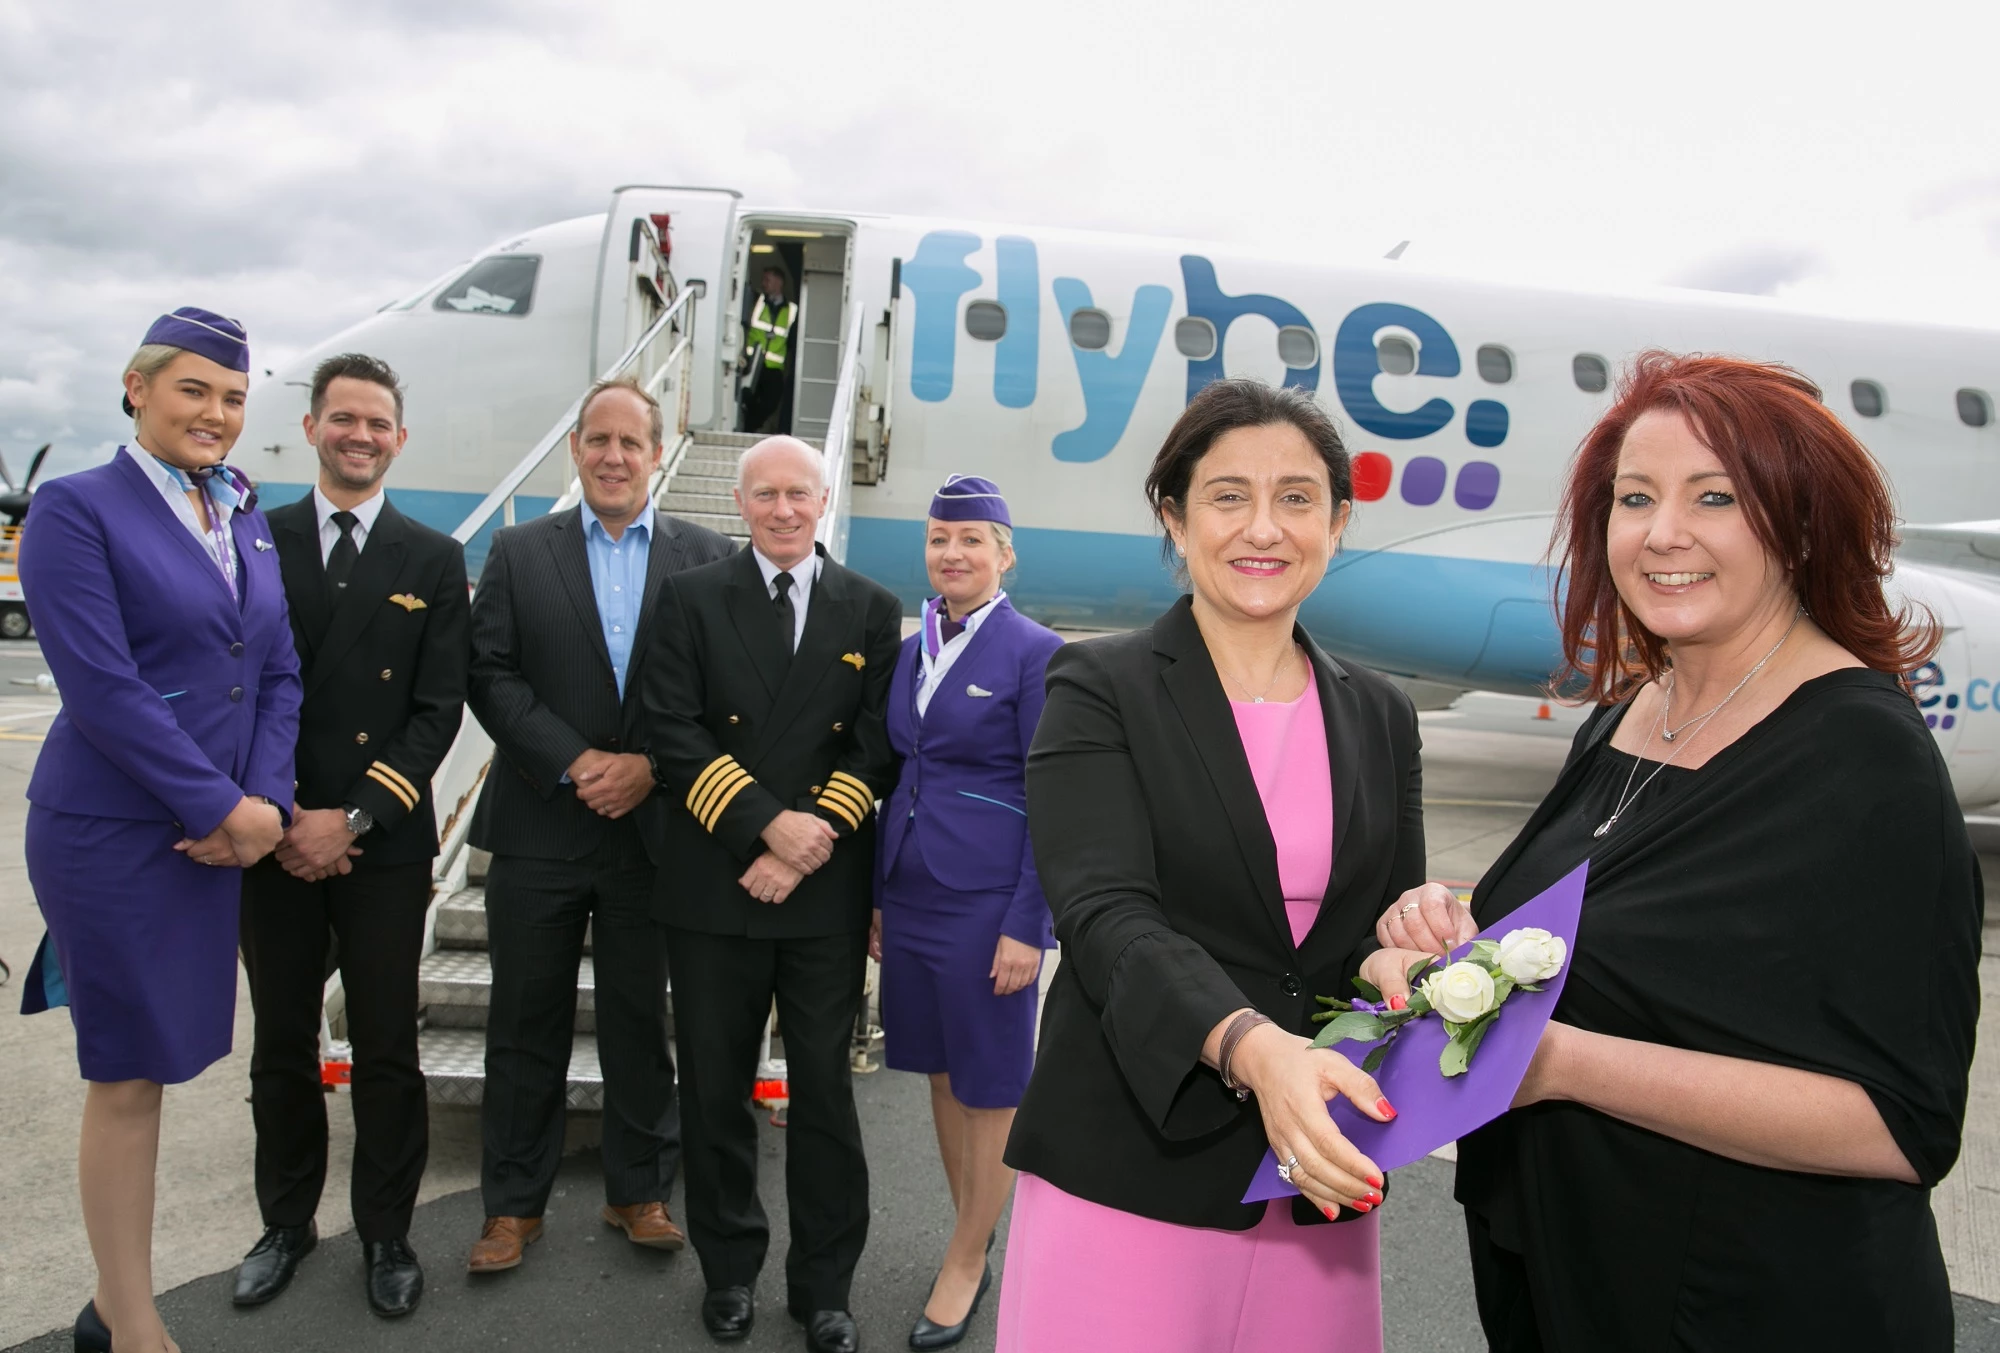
{"left": 2, "top": 640, "right": 1998, "bottom": 1351}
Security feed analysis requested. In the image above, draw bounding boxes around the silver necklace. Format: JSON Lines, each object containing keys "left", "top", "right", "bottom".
{"left": 1594, "top": 608, "right": 1801, "bottom": 838}
{"left": 1219, "top": 645, "right": 1300, "bottom": 703}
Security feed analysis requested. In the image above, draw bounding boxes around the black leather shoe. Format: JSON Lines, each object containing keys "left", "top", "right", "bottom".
{"left": 908, "top": 1263, "right": 991, "bottom": 1350}
{"left": 364, "top": 1236, "right": 424, "bottom": 1318}
{"left": 72, "top": 1300, "right": 111, "bottom": 1352}
{"left": 800, "top": 1308, "right": 861, "bottom": 1353}
{"left": 701, "top": 1285, "right": 756, "bottom": 1342}
{"left": 232, "top": 1221, "right": 317, "bottom": 1307}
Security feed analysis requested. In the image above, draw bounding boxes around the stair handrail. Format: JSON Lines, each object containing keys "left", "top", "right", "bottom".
{"left": 818, "top": 304, "right": 869, "bottom": 565}
{"left": 451, "top": 282, "right": 700, "bottom": 547}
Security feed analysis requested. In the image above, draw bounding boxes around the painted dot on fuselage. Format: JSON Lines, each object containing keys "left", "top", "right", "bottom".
{"left": 1353, "top": 452, "right": 1392, "bottom": 502}
{"left": 1942, "top": 714, "right": 1956, "bottom": 730}
{"left": 1454, "top": 461, "right": 1501, "bottom": 511}
{"left": 1466, "top": 400, "right": 1509, "bottom": 448}
{"left": 1401, "top": 456, "right": 1446, "bottom": 507}
{"left": 1926, "top": 714, "right": 1939, "bottom": 729}
{"left": 1946, "top": 694, "right": 1960, "bottom": 708}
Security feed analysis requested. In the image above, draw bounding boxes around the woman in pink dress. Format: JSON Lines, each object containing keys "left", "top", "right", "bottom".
{"left": 997, "top": 379, "right": 1434, "bottom": 1352}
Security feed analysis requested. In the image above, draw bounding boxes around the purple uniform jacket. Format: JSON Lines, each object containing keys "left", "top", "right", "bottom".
{"left": 880, "top": 597, "right": 1064, "bottom": 948}
{"left": 23, "top": 453, "right": 301, "bottom": 837}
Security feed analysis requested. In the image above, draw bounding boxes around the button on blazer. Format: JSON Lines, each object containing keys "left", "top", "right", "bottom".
{"left": 1004, "top": 595, "right": 1425, "bottom": 1230}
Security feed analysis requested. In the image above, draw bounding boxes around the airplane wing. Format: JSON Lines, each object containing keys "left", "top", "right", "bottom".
{"left": 1896, "top": 521, "right": 2000, "bottom": 576}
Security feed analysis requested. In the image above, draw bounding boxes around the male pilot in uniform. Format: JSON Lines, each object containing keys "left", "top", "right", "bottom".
{"left": 463, "top": 377, "right": 733, "bottom": 1276}
{"left": 738, "top": 267, "right": 795, "bottom": 437}
{"left": 644, "top": 436, "right": 901, "bottom": 1353}
{"left": 234, "top": 353, "right": 469, "bottom": 1318}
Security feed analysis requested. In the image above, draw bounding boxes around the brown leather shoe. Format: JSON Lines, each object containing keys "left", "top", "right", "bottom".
{"left": 466, "top": 1216, "right": 543, "bottom": 1273}
{"left": 601, "top": 1201, "right": 686, "bottom": 1250}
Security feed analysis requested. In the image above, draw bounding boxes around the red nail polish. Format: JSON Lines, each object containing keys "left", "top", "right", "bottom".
{"left": 1366, "top": 1190, "right": 1384, "bottom": 1206}
{"left": 1366, "top": 1175, "right": 1383, "bottom": 1189}
{"left": 1321, "top": 1205, "right": 1336, "bottom": 1220}
{"left": 1377, "top": 1097, "right": 1398, "bottom": 1120}
{"left": 1388, "top": 995, "right": 1408, "bottom": 1011}
{"left": 1352, "top": 1200, "right": 1372, "bottom": 1213}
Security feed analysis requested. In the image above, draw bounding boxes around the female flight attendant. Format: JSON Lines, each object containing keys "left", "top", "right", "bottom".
{"left": 19, "top": 307, "right": 301, "bottom": 1353}
{"left": 872, "top": 475, "right": 1064, "bottom": 1350}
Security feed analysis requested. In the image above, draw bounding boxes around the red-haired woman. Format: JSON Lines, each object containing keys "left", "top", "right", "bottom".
{"left": 1371, "top": 352, "right": 1981, "bottom": 1351}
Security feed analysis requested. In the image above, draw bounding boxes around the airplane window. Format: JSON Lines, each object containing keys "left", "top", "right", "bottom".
{"left": 434, "top": 255, "right": 540, "bottom": 316}
{"left": 1477, "top": 345, "right": 1514, "bottom": 383}
{"left": 965, "top": 300, "right": 1007, "bottom": 341}
{"left": 1276, "top": 326, "right": 1319, "bottom": 369}
{"left": 1174, "top": 316, "right": 1217, "bottom": 360}
{"left": 1377, "top": 335, "right": 1417, "bottom": 376}
{"left": 1957, "top": 389, "right": 1991, "bottom": 428}
{"left": 1850, "top": 380, "right": 1885, "bottom": 418}
{"left": 1069, "top": 308, "right": 1112, "bottom": 351}
{"left": 1573, "top": 354, "right": 1609, "bottom": 393}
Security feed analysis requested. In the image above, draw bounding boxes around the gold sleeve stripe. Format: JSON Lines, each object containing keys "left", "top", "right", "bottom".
{"left": 687, "top": 756, "right": 741, "bottom": 812}
{"left": 693, "top": 767, "right": 752, "bottom": 824}
{"left": 817, "top": 780, "right": 871, "bottom": 819}
{"left": 828, "top": 771, "right": 874, "bottom": 804}
{"left": 370, "top": 761, "right": 420, "bottom": 803}
{"left": 705, "top": 774, "right": 756, "bottom": 829}
{"left": 366, "top": 767, "right": 418, "bottom": 811}
{"left": 816, "top": 793, "right": 864, "bottom": 832}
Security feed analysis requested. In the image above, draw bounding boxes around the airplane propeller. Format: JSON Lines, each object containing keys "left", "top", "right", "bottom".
{"left": 0, "top": 444, "right": 51, "bottom": 526}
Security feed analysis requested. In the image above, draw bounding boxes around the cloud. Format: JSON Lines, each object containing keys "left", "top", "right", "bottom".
{"left": 1671, "top": 244, "right": 1827, "bottom": 297}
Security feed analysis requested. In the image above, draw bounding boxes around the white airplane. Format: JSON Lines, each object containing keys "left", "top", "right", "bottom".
{"left": 238, "top": 184, "right": 2000, "bottom": 810}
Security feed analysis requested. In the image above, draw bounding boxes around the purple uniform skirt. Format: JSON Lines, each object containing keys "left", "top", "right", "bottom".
{"left": 877, "top": 833, "right": 1039, "bottom": 1109}
{"left": 23, "top": 805, "right": 241, "bottom": 1084}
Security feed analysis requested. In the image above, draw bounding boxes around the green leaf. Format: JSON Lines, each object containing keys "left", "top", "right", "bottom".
{"left": 1455, "top": 1008, "right": 1500, "bottom": 1069}
{"left": 1471, "top": 940, "right": 1500, "bottom": 963}
{"left": 1407, "top": 991, "right": 1432, "bottom": 1015}
{"left": 1361, "top": 1042, "right": 1391, "bottom": 1074}
{"left": 1405, "top": 955, "right": 1438, "bottom": 985}
{"left": 1489, "top": 975, "right": 1516, "bottom": 1006}
{"left": 1440, "top": 1034, "right": 1472, "bottom": 1077}
{"left": 1352, "top": 976, "right": 1384, "bottom": 1004}
{"left": 1312, "top": 1011, "right": 1387, "bottom": 1048}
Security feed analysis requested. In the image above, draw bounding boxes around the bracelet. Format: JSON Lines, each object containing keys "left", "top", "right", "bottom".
{"left": 1217, "top": 1011, "right": 1275, "bottom": 1101}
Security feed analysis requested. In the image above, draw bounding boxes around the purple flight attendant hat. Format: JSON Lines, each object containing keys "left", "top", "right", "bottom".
{"left": 929, "top": 474, "right": 1011, "bottom": 527}
{"left": 123, "top": 306, "right": 250, "bottom": 415}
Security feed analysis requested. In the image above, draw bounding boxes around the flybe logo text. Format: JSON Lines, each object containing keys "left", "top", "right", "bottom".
{"left": 902, "top": 231, "right": 1507, "bottom": 509}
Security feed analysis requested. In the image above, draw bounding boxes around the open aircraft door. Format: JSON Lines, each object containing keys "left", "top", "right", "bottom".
{"left": 852, "top": 257, "right": 897, "bottom": 484}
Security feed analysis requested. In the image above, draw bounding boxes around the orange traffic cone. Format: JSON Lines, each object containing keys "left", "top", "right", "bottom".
{"left": 1535, "top": 703, "right": 1553, "bottom": 720}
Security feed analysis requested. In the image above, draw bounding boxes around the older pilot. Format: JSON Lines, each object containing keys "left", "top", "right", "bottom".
{"left": 872, "top": 475, "right": 1064, "bottom": 1350}
{"left": 20, "top": 307, "right": 301, "bottom": 1353}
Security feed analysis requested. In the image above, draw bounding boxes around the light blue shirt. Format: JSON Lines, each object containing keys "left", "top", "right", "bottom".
{"left": 122, "top": 443, "right": 238, "bottom": 584}
{"left": 580, "top": 500, "right": 653, "bottom": 697}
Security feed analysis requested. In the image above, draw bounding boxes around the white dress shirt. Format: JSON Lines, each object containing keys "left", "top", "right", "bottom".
{"left": 122, "top": 443, "right": 238, "bottom": 582}
{"left": 917, "top": 592, "right": 1005, "bottom": 718}
{"left": 313, "top": 485, "right": 388, "bottom": 564}
{"left": 752, "top": 547, "right": 823, "bottom": 653}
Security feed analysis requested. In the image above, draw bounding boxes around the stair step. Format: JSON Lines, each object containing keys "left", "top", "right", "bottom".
{"left": 661, "top": 491, "right": 737, "bottom": 516}
{"left": 434, "top": 889, "right": 590, "bottom": 953}
{"left": 418, "top": 1028, "right": 604, "bottom": 1109}
{"left": 672, "top": 511, "right": 752, "bottom": 539}
{"left": 689, "top": 430, "right": 763, "bottom": 450}
{"left": 677, "top": 456, "right": 741, "bottom": 478}
{"left": 419, "top": 949, "right": 596, "bottom": 1013}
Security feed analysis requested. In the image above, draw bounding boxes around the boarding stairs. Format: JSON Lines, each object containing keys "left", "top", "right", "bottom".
{"left": 320, "top": 233, "right": 881, "bottom": 1108}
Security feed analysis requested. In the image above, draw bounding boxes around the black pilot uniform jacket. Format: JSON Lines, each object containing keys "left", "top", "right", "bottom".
{"left": 643, "top": 543, "right": 902, "bottom": 937}
{"left": 265, "top": 494, "right": 470, "bottom": 865}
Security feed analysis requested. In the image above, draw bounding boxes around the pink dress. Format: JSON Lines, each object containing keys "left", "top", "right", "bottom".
{"left": 997, "top": 670, "right": 1383, "bottom": 1353}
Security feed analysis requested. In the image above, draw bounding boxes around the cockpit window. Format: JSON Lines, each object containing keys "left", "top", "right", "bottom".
{"left": 434, "top": 255, "right": 540, "bottom": 317}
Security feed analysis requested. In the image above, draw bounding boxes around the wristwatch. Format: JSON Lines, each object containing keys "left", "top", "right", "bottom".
{"left": 342, "top": 804, "right": 375, "bottom": 837}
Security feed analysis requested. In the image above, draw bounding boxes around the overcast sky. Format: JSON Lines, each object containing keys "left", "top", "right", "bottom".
{"left": 5, "top": 0, "right": 2000, "bottom": 480}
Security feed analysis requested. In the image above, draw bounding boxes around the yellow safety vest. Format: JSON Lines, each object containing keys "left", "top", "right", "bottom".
{"left": 747, "top": 297, "right": 796, "bottom": 369}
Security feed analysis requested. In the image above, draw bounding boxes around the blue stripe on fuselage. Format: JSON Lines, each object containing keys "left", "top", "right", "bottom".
{"left": 262, "top": 481, "right": 1564, "bottom": 695}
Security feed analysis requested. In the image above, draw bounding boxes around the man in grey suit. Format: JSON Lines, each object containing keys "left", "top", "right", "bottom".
{"left": 463, "top": 377, "right": 734, "bottom": 1274}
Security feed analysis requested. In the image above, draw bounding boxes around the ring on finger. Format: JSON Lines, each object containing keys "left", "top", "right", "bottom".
{"left": 1275, "top": 1153, "right": 1301, "bottom": 1184}
{"left": 1398, "top": 901, "right": 1420, "bottom": 916}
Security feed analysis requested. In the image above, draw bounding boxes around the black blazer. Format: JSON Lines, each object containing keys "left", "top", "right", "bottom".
{"left": 265, "top": 493, "right": 470, "bottom": 868}
{"left": 466, "top": 506, "right": 734, "bottom": 863}
{"left": 1004, "top": 595, "right": 1425, "bottom": 1230}
{"left": 643, "top": 543, "right": 902, "bottom": 938}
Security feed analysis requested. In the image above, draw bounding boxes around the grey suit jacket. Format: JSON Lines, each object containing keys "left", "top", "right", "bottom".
{"left": 467, "top": 506, "right": 734, "bottom": 863}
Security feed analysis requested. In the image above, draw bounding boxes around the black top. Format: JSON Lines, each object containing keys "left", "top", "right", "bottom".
{"left": 466, "top": 507, "right": 734, "bottom": 864}
{"left": 1003, "top": 596, "right": 1425, "bottom": 1229}
{"left": 266, "top": 493, "right": 469, "bottom": 866}
{"left": 642, "top": 543, "right": 903, "bottom": 938}
{"left": 1457, "top": 669, "right": 1983, "bottom": 1352}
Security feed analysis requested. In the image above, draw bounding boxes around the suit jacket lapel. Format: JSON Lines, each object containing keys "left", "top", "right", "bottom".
{"left": 922, "top": 595, "right": 1011, "bottom": 721}
{"left": 752, "top": 552, "right": 851, "bottom": 764}
{"left": 625, "top": 513, "right": 680, "bottom": 703}
{"left": 1307, "top": 639, "right": 1364, "bottom": 937}
{"left": 1153, "top": 597, "right": 1291, "bottom": 951}
{"left": 269, "top": 496, "right": 329, "bottom": 655}
{"left": 307, "top": 500, "right": 408, "bottom": 697}
{"left": 111, "top": 451, "right": 241, "bottom": 617}
{"left": 724, "top": 548, "right": 790, "bottom": 700}
{"left": 548, "top": 508, "right": 614, "bottom": 677}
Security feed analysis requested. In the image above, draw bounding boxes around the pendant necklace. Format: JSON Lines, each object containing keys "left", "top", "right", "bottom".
{"left": 1219, "top": 645, "right": 1299, "bottom": 704}
{"left": 1594, "top": 607, "right": 1802, "bottom": 838}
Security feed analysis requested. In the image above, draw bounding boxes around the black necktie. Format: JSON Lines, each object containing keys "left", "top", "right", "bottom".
{"left": 773, "top": 569, "right": 797, "bottom": 658}
{"left": 327, "top": 510, "right": 359, "bottom": 594}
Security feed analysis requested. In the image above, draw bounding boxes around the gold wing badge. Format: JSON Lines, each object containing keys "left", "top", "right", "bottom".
{"left": 841, "top": 652, "right": 866, "bottom": 669}
{"left": 388, "top": 594, "right": 428, "bottom": 612}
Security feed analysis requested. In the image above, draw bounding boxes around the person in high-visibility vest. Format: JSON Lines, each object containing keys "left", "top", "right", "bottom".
{"left": 738, "top": 267, "right": 796, "bottom": 435}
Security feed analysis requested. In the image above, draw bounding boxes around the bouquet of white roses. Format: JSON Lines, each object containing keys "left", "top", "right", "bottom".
{"left": 1310, "top": 928, "right": 1569, "bottom": 1078}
